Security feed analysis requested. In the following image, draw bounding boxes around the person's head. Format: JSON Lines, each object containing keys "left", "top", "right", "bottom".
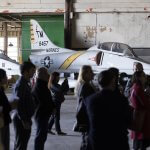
{"left": 37, "top": 67, "right": 49, "bottom": 82}
{"left": 133, "top": 62, "right": 143, "bottom": 72}
{"left": 77, "top": 65, "right": 94, "bottom": 83}
{"left": 0, "top": 69, "right": 7, "bottom": 87}
{"left": 132, "top": 71, "right": 146, "bottom": 86}
{"left": 20, "top": 61, "right": 36, "bottom": 80}
{"left": 107, "top": 67, "right": 119, "bottom": 85}
{"left": 98, "top": 70, "right": 116, "bottom": 91}
{"left": 48, "top": 72, "right": 60, "bottom": 89}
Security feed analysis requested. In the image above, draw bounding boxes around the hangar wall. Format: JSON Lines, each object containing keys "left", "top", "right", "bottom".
{"left": 73, "top": 0, "right": 150, "bottom": 48}
{"left": 0, "top": 0, "right": 150, "bottom": 51}
{"left": 0, "top": 0, "right": 149, "bottom": 13}
{"left": 72, "top": 13, "right": 150, "bottom": 48}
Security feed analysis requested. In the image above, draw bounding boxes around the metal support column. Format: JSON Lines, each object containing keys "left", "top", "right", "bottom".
{"left": 3, "top": 22, "right": 8, "bottom": 55}
{"left": 65, "top": 0, "right": 73, "bottom": 49}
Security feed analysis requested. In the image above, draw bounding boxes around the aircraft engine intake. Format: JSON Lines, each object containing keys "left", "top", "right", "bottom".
{"left": 95, "top": 52, "right": 102, "bottom": 65}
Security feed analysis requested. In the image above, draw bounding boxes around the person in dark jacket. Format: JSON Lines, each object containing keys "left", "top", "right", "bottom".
{"left": 12, "top": 61, "right": 36, "bottom": 150}
{"left": 32, "top": 67, "right": 54, "bottom": 150}
{"left": 85, "top": 69, "right": 131, "bottom": 150}
{"left": 61, "top": 77, "right": 69, "bottom": 95}
{"left": 48, "top": 72, "right": 66, "bottom": 135}
{"left": 0, "top": 69, "right": 12, "bottom": 150}
{"left": 74, "top": 65, "right": 96, "bottom": 150}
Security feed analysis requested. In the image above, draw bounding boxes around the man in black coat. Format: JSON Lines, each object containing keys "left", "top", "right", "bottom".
{"left": 13, "top": 61, "right": 36, "bottom": 150}
{"left": 32, "top": 67, "right": 54, "bottom": 150}
{"left": 85, "top": 70, "right": 131, "bottom": 150}
{"left": 0, "top": 69, "right": 12, "bottom": 150}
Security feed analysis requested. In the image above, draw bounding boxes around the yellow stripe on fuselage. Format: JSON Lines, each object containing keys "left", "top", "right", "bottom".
{"left": 59, "top": 51, "right": 85, "bottom": 70}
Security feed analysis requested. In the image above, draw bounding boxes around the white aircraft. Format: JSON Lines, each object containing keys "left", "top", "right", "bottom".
{"left": 29, "top": 19, "right": 150, "bottom": 75}
{"left": 0, "top": 50, "right": 20, "bottom": 79}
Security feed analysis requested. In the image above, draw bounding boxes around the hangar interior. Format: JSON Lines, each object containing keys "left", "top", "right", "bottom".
{"left": 1, "top": 1, "right": 150, "bottom": 150}
{"left": 0, "top": 0, "right": 150, "bottom": 62}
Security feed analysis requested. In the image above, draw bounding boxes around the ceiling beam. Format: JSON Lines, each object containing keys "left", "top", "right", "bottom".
{"left": 0, "top": 16, "right": 21, "bottom": 26}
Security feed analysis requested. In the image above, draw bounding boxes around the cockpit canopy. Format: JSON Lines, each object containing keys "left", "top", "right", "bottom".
{"left": 98, "top": 42, "right": 137, "bottom": 58}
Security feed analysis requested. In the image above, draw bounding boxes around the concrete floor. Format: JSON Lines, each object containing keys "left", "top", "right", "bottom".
{"left": 9, "top": 95, "right": 81, "bottom": 150}
{"left": 6, "top": 93, "right": 150, "bottom": 150}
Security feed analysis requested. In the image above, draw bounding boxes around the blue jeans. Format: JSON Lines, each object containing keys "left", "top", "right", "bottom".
{"left": 48, "top": 104, "right": 61, "bottom": 133}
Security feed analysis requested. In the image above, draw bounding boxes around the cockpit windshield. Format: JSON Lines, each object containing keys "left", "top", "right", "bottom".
{"left": 98, "top": 42, "right": 137, "bottom": 58}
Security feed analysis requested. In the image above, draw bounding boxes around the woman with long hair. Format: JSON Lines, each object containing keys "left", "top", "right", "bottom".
{"left": 74, "top": 65, "right": 96, "bottom": 150}
{"left": 48, "top": 72, "right": 66, "bottom": 135}
{"left": 130, "top": 71, "right": 150, "bottom": 150}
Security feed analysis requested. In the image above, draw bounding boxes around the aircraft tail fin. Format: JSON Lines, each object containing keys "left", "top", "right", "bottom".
{"left": 30, "top": 19, "right": 74, "bottom": 54}
{"left": 30, "top": 19, "right": 58, "bottom": 50}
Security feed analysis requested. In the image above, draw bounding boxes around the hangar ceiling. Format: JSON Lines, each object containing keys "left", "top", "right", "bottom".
{"left": 0, "top": 14, "right": 22, "bottom": 37}
{"left": 0, "top": 14, "right": 22, "bottom": 31}
{"left": 0, "top": 13, "right": 63, "bottom": 33}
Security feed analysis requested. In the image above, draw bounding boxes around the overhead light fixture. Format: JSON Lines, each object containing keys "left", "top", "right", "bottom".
{"left": 8, "top": 42, "right": 13, "bottom": 47}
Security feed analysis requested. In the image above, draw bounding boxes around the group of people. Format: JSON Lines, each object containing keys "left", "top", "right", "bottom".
{"left": 0, "top": 60, "right": 150, "bottom": 150}
{"left": 75, "top": 63, "right": 150, "bottom": 150}
{"left": 0, "top": 61, "right": 68, "bottom": 150}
